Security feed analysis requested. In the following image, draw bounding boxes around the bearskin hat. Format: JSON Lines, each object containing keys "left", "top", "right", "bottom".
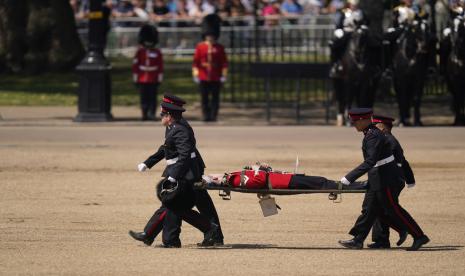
{"left": 138, "top": 24, "right": 158, "bottom": 48}
{"left": 201, "top": 14, "right": 222, "bottom": 40}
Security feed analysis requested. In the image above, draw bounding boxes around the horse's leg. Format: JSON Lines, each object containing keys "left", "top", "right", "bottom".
{"left": 405, "top": 71, "right": 417, "bottom": 124}
{"left": 413, "top": 72, "right": 426, "bottom": 126}
{"left": 446, "top": 75, "right": 459, "bottom": 125}
{"left": 365, "top": 67, "right": 381, "bottom": 108}
{"left": 455, "top": 74, "right": 465, "bottom": 125}
{"left": 333, "top": 78, "right": 346, "bottom": 126}
{"left": 393, "top": 75, "right": 408, "bottom": 125}
{"left": 352, "top": 80, "right": 366, "bottom": 107}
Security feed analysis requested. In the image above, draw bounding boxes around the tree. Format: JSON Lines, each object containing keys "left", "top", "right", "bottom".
{"left": 0, "top": 0, "right": 85, "bottom": 73}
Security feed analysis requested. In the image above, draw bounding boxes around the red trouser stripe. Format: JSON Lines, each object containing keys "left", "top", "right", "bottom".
{"left": 385, "top": 187, "right": 421, "bottom": 237}
{"left": 146, "top": 210, "right": 167, "bottom": 236}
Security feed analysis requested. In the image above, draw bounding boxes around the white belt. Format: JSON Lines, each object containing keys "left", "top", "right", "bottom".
{"left": 166, "top": 152, "right": 196, "bottom": 165}
{"left": 374, "top": 155, "right": 395, "bottom": 167}
{"left": 139, "top": 65, "right": 158, "bottom": 71}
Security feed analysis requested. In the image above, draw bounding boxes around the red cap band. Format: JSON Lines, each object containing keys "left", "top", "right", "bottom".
{"left": 162, "top": 97, "right": 183, "bottom": 107}
{"left": 349, "top": 114, "right": 372, "bottom": 121}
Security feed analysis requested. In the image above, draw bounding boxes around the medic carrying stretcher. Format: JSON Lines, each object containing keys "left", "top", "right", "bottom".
{"left": 194, "top": 162, "right": 367, "bottom": 216}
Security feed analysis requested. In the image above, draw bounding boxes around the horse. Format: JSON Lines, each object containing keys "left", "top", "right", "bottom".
{"left": 331, "top": 25, "right": 382, "bottom": 126}
{"left": 440, "top": 16, "right": 465, "bottom": 126}
{"left": 391, "top": 19, "right": 435, "bottom": 126}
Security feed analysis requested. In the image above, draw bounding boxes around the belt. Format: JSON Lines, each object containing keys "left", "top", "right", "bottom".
{"left": 139, "top": 65, "right": 158, "bottom": 71}
{"left": 374, "top": 155, "right": 395, "bottom": 167}
{"left": 166, "top": 152, "right": 196, "bottom": 165}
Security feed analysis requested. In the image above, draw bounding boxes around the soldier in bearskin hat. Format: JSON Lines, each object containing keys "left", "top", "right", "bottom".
{"left": 193, "top": 14, "right": 228, "bottom": 122}
{"left": 132, "top": 24, "right": 164, "bottom": 121}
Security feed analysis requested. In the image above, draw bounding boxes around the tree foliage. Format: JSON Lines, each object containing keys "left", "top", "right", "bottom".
{"left": 0, "top": 0, "right": 85, "bottom": 74}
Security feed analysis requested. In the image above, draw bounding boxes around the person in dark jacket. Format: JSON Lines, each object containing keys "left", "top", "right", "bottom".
{"left": 338, "top": 108, "right": 429, "bottom": 251}
{"left": 128, "top": 94, "right": 223, "bottom": 247}
{"left": 367, "top": 114, "right": 416, "bottom": 249}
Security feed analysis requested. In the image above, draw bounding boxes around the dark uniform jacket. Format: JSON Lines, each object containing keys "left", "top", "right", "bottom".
{"left": 386, "top": 133, "right": 415, "bottom": 185}
{"left": 143, "top": 118, "right": 206, "bottom": 182}
{"left": 345, "top": 125, "right": 403, "bottom": 191}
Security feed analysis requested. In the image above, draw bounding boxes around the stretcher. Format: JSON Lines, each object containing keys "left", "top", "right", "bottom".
{"left": 194, "top": 167, "right": 367, "bottom": 216}
{"left": 200, "top": 182, "right": 366, "bottom": 201}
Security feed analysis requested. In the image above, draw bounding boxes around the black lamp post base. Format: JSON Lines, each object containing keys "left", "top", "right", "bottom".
{"left": 74, "top": 112, "right": 113, "bottom": 122}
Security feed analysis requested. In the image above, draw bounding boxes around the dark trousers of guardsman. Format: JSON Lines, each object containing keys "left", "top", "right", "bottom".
{"left": 143, "top": 205, "right": 187, "bottom": 246}
{"left": 139, "top": 83, "right": 159, "bottom": 120}
{"left": 199, "top": 81, "right": 221, "bottom": 122}
{"left": 371, "top": 183, "right": 404, "bottom": 244}
{"left": 143, "top": 190, "right": 224, "bottom": 245}
{"left": 162, "top": 189, "right": 224, "bottom": 244}
{"left": 349, "top": 182, "right": 425, "bottom": 242}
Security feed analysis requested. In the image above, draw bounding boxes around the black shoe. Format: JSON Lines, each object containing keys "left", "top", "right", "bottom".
{"left": 161, "top": 242, "right": 181, "bottom": 248}
{"left": 367, "top": 242, "right": 391, "bottom": 249}
{"left": 197, "top": 223, "right": 222, "bottom": 247}
{"left": 128, "top": 230, "right": 153, "bottom": 246}
{"left": 406, "top": 235, "right": 430, "bottom": 251}
{"left": 338, "top": 239, "right": 363, "bottom": 249}
{"left": 397, "top": 231, "right": 408, "bottom": 246}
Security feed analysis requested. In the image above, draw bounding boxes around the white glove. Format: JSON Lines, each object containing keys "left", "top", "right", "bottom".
{"left": 202, "top": 175, "right": 212, "bottom": 184}
{"left": 340, "top": 177, "right": 351, "bottom": 186}
{"left": 133, "top": 74, "right": 138, "bottom": 83}
{"left": 407, "top": 183, "right": 415, "bottom": 188}
{"left": 168, "top": 176, "right": 177, "bottom": 183}
{"left": 193, "top": 77, "right": 200, "bottom": 83}
{"left": 334, "top": 28, "right": 344, "bottom": 38}
{"left": 220, "top": 76, "right": 226, "bottom": 83}
{"left": 158, "top": 73, "right": 163, "bottom": 83}
{"left": 137, "top": 163, "right": 147, "bottom": 172}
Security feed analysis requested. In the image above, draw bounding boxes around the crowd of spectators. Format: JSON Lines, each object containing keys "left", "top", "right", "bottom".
{"left": 70, "top": 0, "right": 460, "bottom": 31}
{"left": 70, "top": 0, "right": 346, "bottom": 25}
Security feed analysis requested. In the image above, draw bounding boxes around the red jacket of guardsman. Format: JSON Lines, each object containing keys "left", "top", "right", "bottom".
{"left": 226, "top": 170, "right": 293, "bottom": 189}
{"left": 132, "top": 47, "right": 164, "bottom": 84}
{"left": 192, "top": 42, "right": 228, "bottom": 82}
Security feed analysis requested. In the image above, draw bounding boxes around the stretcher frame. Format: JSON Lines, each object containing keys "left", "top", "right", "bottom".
{"left": 197, "top": 170, "right": 367, "bottom": 203}
{"left": 201, "top": 178, "right": 366, "bottom": 204}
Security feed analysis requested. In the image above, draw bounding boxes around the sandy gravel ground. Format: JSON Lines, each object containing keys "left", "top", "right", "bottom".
{"left": 1, "top": 107, "right": 465, "bottom": 275}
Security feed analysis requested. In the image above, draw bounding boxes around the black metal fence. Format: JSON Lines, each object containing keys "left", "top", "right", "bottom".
{"left": 79, "top": 19, "right": 449, "bottom": 121}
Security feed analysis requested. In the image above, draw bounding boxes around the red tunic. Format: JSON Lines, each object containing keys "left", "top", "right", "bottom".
{"left": 193, "top": 42, "right": 228, "bottom": 81}
{"left": 132, "top": 47, "right": 163, "bottom": 84}
{"left": 226, "top": 170, "right": 293, "bottom": 189}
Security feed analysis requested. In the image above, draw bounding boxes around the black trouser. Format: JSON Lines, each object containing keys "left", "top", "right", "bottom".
{"left": 143, "top": 189, "right": 223, "bottom": 245}
{"left": 349, "top": 186, "right": 425, "bottom": 243}
{"left": 371, "top": 184, "right": 404, "bottom": 244}
{"left": 289, "top": 175, "right": 365, "bottom": 190}
{"left": 139, "top": 83, "right": 159, "bottom": 119}
{"left": 199, "top": 81, "right": 221, "bottom": 121}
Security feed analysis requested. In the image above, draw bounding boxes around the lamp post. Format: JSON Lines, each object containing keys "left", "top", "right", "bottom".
{"left": 74, "top": 0, "right": 112, "bottom": 122}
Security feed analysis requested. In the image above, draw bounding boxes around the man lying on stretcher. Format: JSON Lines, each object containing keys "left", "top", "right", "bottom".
{"left": 200, "top": 162, "right": 366, "bottom": 190}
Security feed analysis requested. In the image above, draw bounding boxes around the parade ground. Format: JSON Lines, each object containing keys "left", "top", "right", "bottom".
{"left": 1, "top": 106, "right": 465, "bottom": 275}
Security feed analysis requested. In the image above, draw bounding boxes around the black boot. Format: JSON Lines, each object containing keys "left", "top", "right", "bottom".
{"left": 397, "top": 231, "right": 408, "bottom": 246}
{"left": 128, "top": 230, "right": 153, "bottom": 246}
{"left": 406, "top": 235, "right": 430, "bottom": 251}
{"left": 367, "top": 241, "right": 391, "bottom": 249}
{"left": 197, "top": 223, "right": 223, "bottom": 247}
{"left": 338, "top": 239, "right": 363, "bottom": 249}
{"left": 141, "top": 109, "right": 148, "bottom": 121}
{"left": 160, "top": 241, "right": 181, "bottom": 248}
